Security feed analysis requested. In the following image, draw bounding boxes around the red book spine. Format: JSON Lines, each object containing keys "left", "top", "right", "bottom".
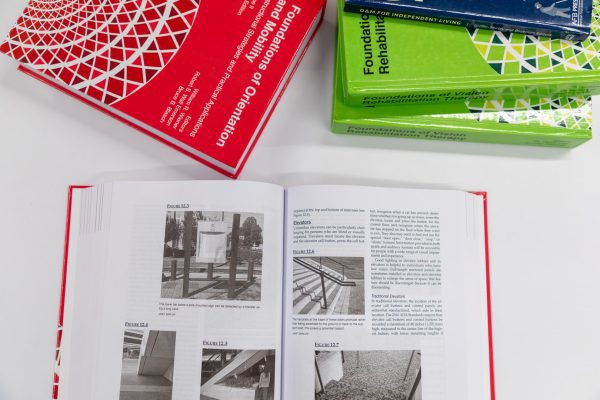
{"left": 471, "top": 191, "right": 495, "bottom": 400}
{"left": 53, "top": 185, "right": 88, "bottom": 399}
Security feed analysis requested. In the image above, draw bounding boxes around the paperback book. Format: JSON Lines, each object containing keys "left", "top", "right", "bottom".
{"left": 344, "top": 0, "right": 593, "bottom": 41}
{"left": 0, "top": 0, "right": 326, "bottom": 177}
{"left": 338, "top": 0, "right": 600, "bottom": 106}
{"left": 333, "top": 33, "right": 593, "bottom": 147}
{"left": 54, "top": 181, "right": 494, "bottom": 400}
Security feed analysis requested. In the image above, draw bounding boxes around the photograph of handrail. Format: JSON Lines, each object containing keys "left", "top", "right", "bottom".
{"left": 119, "top": 330, "right": 176, "bottom": 400}
{"left": 292, "top": 257, "right": 365, "bottom": 315}
{"left": 314, "top": 350, "right": 421, "bottom": 400}
{"left": 161, "top": 210, "right": 264, "bottom": 301}
{"left": 200, "top": 348, "right": 276, "bottom": 400}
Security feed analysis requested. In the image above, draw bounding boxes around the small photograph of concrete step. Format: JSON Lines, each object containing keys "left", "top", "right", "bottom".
{"left": 200, "top": 348, "right": 276, "bottom": 400}
{"left": 293, "top": 257, "right": 365, "bottom": 316}
{"left": 119, "top": 329, "right": 176, "bottom": 400}
{"left": 314, "top": 350, "right": 422, "bottom": 400}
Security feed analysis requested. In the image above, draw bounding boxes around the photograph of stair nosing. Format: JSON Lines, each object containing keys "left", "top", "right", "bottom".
{"left": 291, "top": 257, "right": 365, "bottom": 316}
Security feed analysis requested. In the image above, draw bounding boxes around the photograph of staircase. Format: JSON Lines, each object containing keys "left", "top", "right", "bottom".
{"left": 293, "top": 257, "right": 364, "bottom": 315}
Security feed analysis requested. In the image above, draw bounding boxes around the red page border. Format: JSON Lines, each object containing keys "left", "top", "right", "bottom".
{"left": 53, "top": 185, "right": 89, "bottom": 399}
{"left": 471, "top": 191, "right": 495, "bottom": 400}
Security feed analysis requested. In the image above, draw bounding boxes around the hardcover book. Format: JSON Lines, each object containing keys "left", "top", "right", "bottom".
{"left": 333, "top": 33, "right": 593, "bottom": 147}
{"left": 55, "top": 181, "right": 494, "bottom": 400}
{"left": 0, "top": 0, "right": 325, "bottom": 178}
{"left": 344, "top": 0, "right": 593, "bottom": 41}
{"left": 338, "top": 0, "right": 600, "bottom": 106}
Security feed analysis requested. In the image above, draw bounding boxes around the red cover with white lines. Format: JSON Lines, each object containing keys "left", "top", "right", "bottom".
{"left": 1, "top": 0, "right": 325, "bottom": 177}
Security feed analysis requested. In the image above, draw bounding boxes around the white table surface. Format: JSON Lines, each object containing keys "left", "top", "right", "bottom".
{"left": 1, "top": 1, "right": 599, "bottom": 399}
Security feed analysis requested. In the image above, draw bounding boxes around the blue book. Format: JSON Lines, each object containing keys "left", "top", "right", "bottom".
{"left": 344, "top": 0, "right": 593, "bottom": 40}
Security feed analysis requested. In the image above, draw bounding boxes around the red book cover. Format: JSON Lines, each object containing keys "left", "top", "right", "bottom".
{"left": 0, "top": 0, "right": 326, "bottom": 177}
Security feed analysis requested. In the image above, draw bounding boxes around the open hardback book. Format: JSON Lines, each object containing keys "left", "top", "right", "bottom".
{"left": 56, "top": 181, "right": 494, "bottom": 400}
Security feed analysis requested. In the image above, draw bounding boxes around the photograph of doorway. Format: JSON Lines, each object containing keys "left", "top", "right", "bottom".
{"left": 119, "top": 329, "right": 176, "bottom": 400}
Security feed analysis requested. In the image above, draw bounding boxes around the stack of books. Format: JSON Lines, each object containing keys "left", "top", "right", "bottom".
{"left": 333, "top": 0, "right": 600, "bottom": 147}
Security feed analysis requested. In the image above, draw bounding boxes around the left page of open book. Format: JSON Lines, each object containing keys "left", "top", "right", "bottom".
{"left": 57, "top": 181, "right": 284, "bottom": 400}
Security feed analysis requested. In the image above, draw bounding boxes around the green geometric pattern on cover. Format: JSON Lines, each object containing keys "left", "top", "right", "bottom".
{"left": 444, "top": 97, "right": 593, "bottom": 129}
{"left": 468, "top": 0, "right": 600, "bottom": 74}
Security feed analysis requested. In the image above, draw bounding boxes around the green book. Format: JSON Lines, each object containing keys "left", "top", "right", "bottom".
{"left": 338, "top": 0, "right": 600, "bottom": 106}
{"left": 333, "top": 28, "right": 593, "bottom": 147}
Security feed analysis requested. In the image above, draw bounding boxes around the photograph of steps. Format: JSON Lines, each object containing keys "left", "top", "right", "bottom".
{"left": 314, "top": 350, "right": 421, "bottom": 400}
{"left": 119, "top": 329, "right": 176, "bottom": 400}
{"left": 292, "top": 257, "right": 365, "bottom": 315}
{"left": 161, "top": 210, "right": 264, "bottom": 301}
{"left": 200, "top": 349, "right": 276, "bottom": 400}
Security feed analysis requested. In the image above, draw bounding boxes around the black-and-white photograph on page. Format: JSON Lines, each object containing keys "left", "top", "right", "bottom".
{"left": 161, "top": 211, "right": 264, "bottom": 301}
{"left": 119, "top": 329, "right": 176, "bottom": 400}
{"left": 293, "top": 257, "right": 365, "bottom": 315}
{"left": 200, "top": 348, "right": 276, "bottom": 400}
{"left": 314, "top": 350, "right": 421, "bottom": 400}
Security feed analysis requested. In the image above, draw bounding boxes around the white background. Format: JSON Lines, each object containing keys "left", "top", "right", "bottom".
{"left": 0, "top": 1, "right": 599, "bottom": 399}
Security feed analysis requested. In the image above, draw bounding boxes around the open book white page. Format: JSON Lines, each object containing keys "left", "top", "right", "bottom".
{"left": 283, "top": 185, "right": 491, "bottom": 400}
{"left": 58, "top": 181, "right": 284, "bottom": 400}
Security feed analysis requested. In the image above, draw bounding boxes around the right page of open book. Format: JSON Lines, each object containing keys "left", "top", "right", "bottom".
{"left": 283, "top": 185, "right": 491, "bottom": 400}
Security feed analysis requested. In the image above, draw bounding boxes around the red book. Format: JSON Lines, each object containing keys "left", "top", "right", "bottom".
{"left": 54, "top": 183, "right": 494, "bottom": 400}
{"left": 0, "top": 1, "right": 326, "bottom": 177}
